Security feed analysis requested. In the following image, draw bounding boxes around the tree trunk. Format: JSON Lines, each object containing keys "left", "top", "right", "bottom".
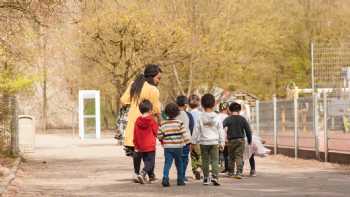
{"left": 187, "top": 58, "right": 193, "bottom": 96}
{"left": 10, "top": 96, "right": 18, "bottom": 156}
{"left": 41, "top": 34, "right": 48, "bottom": 133}
{"left": 172, "top": 64, "right": 185, "bottom": 95}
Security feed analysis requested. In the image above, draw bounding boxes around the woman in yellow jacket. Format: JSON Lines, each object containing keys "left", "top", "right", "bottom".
{"left": 120, "top": 64, "right": 162, "bottom": 180}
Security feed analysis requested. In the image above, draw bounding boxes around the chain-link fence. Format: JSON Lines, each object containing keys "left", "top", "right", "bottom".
{"left": 255, "top": 101, "right": 274, "bottom": 149}
{"left": 297, "top": 97, "right": 315, "bottom": 150}
{"left": 253, "top": 93, "right": 350, "bottom": 162}
{"left": 313, "top": 42, "right": 350, "bottom": 89}
{"left": 0, "top": 95, "right": 18, "bottom": 155}
{"left": 251, "top": 42, "right": 350, "bottom": 162}
{"left": 324, "top": 95, "right": 350, "bottom": 154}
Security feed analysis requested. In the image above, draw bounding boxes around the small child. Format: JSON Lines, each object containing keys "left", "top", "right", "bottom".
{"left": 217, "top": 102, "right": 230, "bottom": 173}
{"left": 188, "top": 94, "right": 202, "bottom": 180}
{"left": 223, "top": 102, "right": 252, "bottom": 179}
{"left": 176, "top": 96, "right": 194, "bottom": 182}
{"left": 243, "top": 135, "right": 271, "bottom": 177}
{"left": 133, "top": 100, "right": 159, "bottom": 184}
{"left": 192, "top": 94, "right": 225, "bottom": 186}
{"left": 158, "top": 103, "right": 191, "bottom": 187}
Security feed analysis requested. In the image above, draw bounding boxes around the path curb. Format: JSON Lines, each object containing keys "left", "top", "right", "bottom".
{"left": 0, "top": 157, "right": 22, "bottom": 195}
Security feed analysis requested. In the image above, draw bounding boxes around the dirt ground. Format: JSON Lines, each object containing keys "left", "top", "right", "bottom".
{"left": 3, "top": 133, "right": 350, "bottom": 197}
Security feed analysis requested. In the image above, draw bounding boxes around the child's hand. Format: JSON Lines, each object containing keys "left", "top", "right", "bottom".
{"left": 219, "top": 144, "right": 225, "bottom": 151}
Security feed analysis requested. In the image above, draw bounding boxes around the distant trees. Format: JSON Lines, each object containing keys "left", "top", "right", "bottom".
{"left": 80, "top": 0, "right": 350, "bottom": 103}
{"left": 2, "top": 0, "right": 350, "bottom": 128}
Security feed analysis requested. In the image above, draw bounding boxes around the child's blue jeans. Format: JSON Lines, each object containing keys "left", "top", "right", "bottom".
{"left": 182, "top": 144, "right": 190, "bottom": 179}
{"left": 163, "top": 148, "right": 184, "bottom": 183}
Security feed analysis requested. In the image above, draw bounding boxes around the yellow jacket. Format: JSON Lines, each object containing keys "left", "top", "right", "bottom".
{"left": 120, "top": 82, "right": 161, "bottom": 147}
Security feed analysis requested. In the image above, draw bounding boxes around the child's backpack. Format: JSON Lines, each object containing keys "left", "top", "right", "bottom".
{"left": 186, "top": 111, "right": 194, "bottom": 135}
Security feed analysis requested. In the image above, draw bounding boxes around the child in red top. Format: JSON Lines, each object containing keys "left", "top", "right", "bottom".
{"left": 133, "top": 99, "right": 159, "bottom": 184}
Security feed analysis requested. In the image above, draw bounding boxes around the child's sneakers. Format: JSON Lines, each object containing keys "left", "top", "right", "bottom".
{"left": 211, "top": 177, "right": 220, "bottom": 186}
{"left": 184, "top": 177, "right": 189, "bottom": 183}
{"left": 203, "top": 177, "right": 210, "bottom": 185}
{"left": 162, "top": 177, "right": 170, "bottom": 187}
{"left": 149, "top": 174, "right": 157, "bottom": 182}
{"left": 233, "top": 173, "right": 243, "bottom": 179}
{"left": 177, "top": 180, "right": 186, "bottom": 186}
{"left": 137, "top": 170, "right": 149, "bottom": 184}
{"left": 250, "top": 170, "right": 256, "bottom": 177}
{"left": 133, "top": 173, "right": 140, "bottom": 183}
{"left": 136, "top": 174, "right": 145, "bottom": 184}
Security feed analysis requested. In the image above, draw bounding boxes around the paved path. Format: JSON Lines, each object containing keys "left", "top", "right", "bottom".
{"left": 3, "top": 134, "right": 350, "bottom": 197}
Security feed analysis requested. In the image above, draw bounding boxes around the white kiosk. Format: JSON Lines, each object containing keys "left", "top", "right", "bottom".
{"left": 79, "top": 90, "right": 101, "bottom": 139}
{"left": 18, "top": 115, "right": 35, "bottom": 153}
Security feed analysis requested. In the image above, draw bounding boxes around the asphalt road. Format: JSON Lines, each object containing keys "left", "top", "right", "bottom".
{"left": 3, "top": 133, "right": 350, "bottom": 197}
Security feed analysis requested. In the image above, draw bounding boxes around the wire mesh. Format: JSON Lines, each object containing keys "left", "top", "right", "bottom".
{"left": 325, "top": 96, "right": 350, "bottom": 153}
{"left": 313, "top": 43, "right": 350, "bottom": 89}
{"left": 297, "top": 97, "right": 315, "bottom": 150}
{"left": 257, "top": 101, "right": 274, "bottom": 146}
{"left": 276, "top": 99, "right": 294, "bottom": 148}
{"left": 313, "top": 42, "right": 350, "bottom": 153}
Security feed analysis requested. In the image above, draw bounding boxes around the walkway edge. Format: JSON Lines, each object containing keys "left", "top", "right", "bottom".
{"left": 0, "top": 157, "right": 22, "bottom": 195}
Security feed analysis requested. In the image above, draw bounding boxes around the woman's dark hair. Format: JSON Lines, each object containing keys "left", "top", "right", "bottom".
{"left": 139, "top": 99, "right": 153, "bottom": 114}
{"left": 176, "top": 95, "right": 188, "bottom": 107}
{"left": 201, "top": 93, "right": 216, "bottom": 109}
{"left": 164, "top": 103, "right": 180, "bottom": 119}
{"left": 189, "top": 94, "right": 200, "bottom": 109}
{"left": 219, "top": 101, "right": 229, "bottom": 112}
{"left": 130, "top": 64, "right": 162, "bottom": 102}
{"left": 229, "top": 102, "right": 242, "bottom": 112}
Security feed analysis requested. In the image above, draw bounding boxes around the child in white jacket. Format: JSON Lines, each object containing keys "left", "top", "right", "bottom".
{"left": 192, "top": 94, "right": 225, "bottom": 186}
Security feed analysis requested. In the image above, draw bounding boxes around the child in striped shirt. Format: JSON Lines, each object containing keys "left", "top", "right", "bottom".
{"left": 158, "top": 103, "right": 191, "bottom": 187}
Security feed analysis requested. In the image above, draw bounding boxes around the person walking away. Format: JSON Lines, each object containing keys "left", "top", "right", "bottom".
{"left": 243, "top": 134, "right": 271, "bottom": 177}
{"left": 223, "top": 102, "right": 252, "bottom": 179}
{"left": 176, "top": 96, "right": 194, "bottom": 182}
{"left": 188, "top": 94, "right": 202, "bottom": 180}
{"left": 217, "top": 102, "right": 230, "bottom": 173}
{"left": 192, "top": 94, "right": 225, "bottom": 186}
{"left": 158, "top": 103, "right": 191, "bottom": 187}
{"left": 120, "top": 64, "right": 162, "bottom": 181}
{"left": 133, "top": 100, "right": 159, "bottom": 184}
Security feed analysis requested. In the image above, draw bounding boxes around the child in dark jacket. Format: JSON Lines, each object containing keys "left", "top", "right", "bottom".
{"left": 223, "top": 102, "right": 252, "bottom": 179}
{"left": 133, "top": 100, "right": 159, "bottom": 184}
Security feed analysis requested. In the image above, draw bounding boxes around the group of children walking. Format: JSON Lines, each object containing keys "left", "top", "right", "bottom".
{"left": 132, "top": 93, "right": 262, "bottom": 187}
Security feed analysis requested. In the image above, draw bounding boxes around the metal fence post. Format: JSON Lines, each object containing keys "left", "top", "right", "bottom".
{"left": 256, "top": 100, "right": 260, "bottom": 136}
{"left": 294, "top": 93, "right": 298, "bottom": 159}
{"left": 323, "top": 92, "right": 328, "bottom": 162}
{"left": 314, "top": 93, "right": 320, "bottom": 160}
{"left": 273, "top": 95, "right": 277, "bottom": 155}
{"left": 311, "top": 42, "right": 320, "bottom": 160}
